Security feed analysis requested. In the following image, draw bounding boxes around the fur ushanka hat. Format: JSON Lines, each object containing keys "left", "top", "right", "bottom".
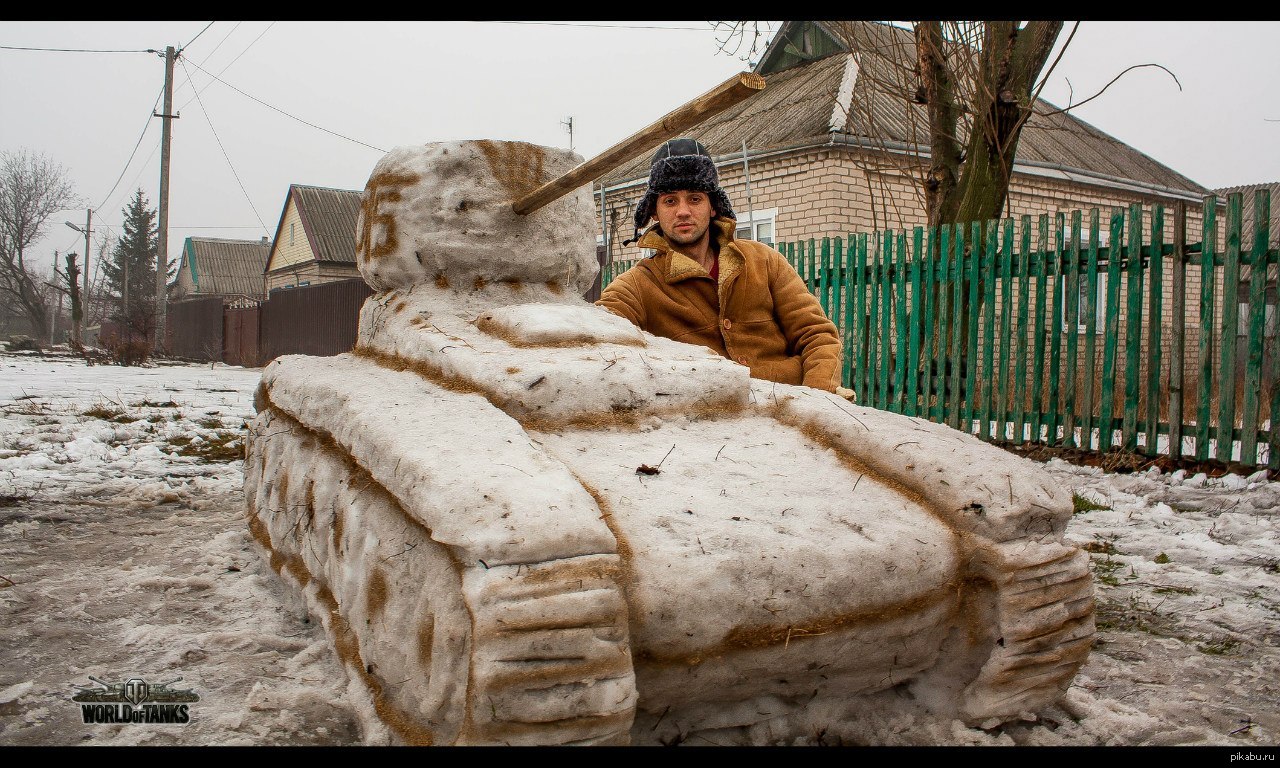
{"left": 632, "top": 138, "right": 736, "bottom": 239}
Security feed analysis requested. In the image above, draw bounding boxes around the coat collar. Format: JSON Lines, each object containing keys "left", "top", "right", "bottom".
{"left": 639, "top": 218, "right": 744, "bottom": 292}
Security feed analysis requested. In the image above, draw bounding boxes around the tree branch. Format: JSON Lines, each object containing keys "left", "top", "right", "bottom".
{"left": 1036, "top": 63, "right": 1183, "bottom": 117}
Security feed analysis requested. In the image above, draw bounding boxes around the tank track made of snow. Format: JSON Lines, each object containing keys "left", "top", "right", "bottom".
{"left": 243, "top": 140, "right": 1094, "bottom": 745}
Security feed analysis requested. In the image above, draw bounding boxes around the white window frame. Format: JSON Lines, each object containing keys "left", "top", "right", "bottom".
{"left": 1238, "top": 303, "right": 1277, "bottom": 338}
{"left": 734, "top": 207, "right": 778, "bottom": 247}
{"left": 1060, "top": 223, "right": 1109, "bottom": 334}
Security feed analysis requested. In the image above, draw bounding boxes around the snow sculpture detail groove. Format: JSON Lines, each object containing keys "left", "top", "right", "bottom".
{"left": 244, "top": 140, "right": 1094, "bottom": 745}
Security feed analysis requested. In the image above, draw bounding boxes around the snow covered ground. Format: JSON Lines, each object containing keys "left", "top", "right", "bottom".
{"left": 0, "top": 350, "right": 1277, "bottom": 747}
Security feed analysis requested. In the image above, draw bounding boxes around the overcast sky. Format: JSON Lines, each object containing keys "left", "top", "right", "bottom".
{"left": 3, "top": 20, "right": 1278, "bottom": 284}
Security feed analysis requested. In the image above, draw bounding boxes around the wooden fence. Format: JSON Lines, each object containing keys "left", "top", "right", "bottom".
{"left": 603, "top": 191, "right": 1278, "bottom": 470}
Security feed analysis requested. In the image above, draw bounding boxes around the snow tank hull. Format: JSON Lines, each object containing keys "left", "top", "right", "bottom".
{"left": 244, "top": 140, "right": 1094, "bottom": 745}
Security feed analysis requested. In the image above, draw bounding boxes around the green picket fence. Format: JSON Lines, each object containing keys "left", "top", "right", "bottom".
{"left": 600, "top": 191, "right": 1279, "bottom": 470}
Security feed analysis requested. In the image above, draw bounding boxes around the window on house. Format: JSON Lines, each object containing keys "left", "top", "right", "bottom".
{"left": 1061, "top": 272, "right": 1108, "bottom": 334}
{"left": 1060, "top": 223, "right": 1109, "bottom": 333}
{"left": 290, "top": 223, "right": 295, "bottom": 245}
{"left": 734, "top": 207, "right": 777, "bottom": 247}
{"left": 1238, "top": 303, "right": 1277, "bottom": 338}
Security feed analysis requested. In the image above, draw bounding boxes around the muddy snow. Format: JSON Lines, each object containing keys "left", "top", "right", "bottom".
{"left": 0, "top": 351, "right": 1276, "bottom": 747}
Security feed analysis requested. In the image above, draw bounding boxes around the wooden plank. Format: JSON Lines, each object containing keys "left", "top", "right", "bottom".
{"left": 879, "top": 232, "right": 893, "bottom": 410}
{"left": 1013, "top": 215, "right": 1032, "bottom": 445}
{"left": 1240, "top": 189, "right": 1270, "bottom": 466}
{"left": 997, "top": 218, "right": 1016, "bottom": 442}
{"left": 819, "top": 236, "right": 832, "bottom": 317}
{"left": 1080, "top": 210, "right": 1102, "bottom": 451}
{"left": 1169, "top": 203, "right": 1187, "bottom": 461}
{"left": 1047, "top": 213, "right": 1065, "bottom": 444}
{"left": 832, "top": 236, "right": 845, "bottom": 344}
{"left": 514, "top": 72, "right": 766, "bottom": 214}
{"left": 839, "top": 237, "right": 854, "bottom": 390}
{"left": 1031, "top": 215, "right": 1050, "bottom": 443}
{"left": 932, "top": 226, "right": 951, "bottom": 424}
{"left": 856, "top": 234, "right": 870, "bottom": 405}
{"left": 980, "top": 219, "right": 999, "bottom": 438}
{"left": 869, "top": 234, "right": 881, "bottom": 408}
{"left": 949, "top": 224, "right": 966, "bottom": 430}
{"left": 1144, "top": 206, "right": 1165, "bottom": 456}
{"left": 1122, "top": 202, "right": 1145, "bottom": 451}
{"left": 1196, "top": 197, "right": 1218, "bottom": 461}
{"left": 921, "top": 227, "right": 938, "bottom": 420}
{"left": 794, "top": 239, "right": 805, "bottom": 291}
{"left": 1099, "top": 209, "right": 1126, "bottom": 452}
{"left": 1271, "top": 239, "right": 1280, "bottom": 470}
{"left": 807, "top": 238, "right": 818, "bottom": 295}
{"left": 906, "top": 227, "right": 925, "bottom": 417}
{"left": 1216, "top": 194, "right": 1243, "bottom": 463}
{"left": 964, "top": 221, "right": 983, "bottom": 434}
{"left": 1063, "top": 211, "right": 1082, "bottom": 448}
{"left": 862, "top": 237, "right": 873, "bottom": 401}
{"left": 931, "top": 225, "right": 952, "bottom": 422}
{"left": 894, "top": 230, "right": 909, "bottom": 412}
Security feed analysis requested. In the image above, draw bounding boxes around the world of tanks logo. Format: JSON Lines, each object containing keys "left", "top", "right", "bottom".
{"left": 70, "top": 676, "right": 199, "bottom": 724}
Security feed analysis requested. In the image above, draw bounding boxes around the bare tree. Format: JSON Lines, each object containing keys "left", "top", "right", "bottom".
{"left": 908, "top": 21, "right": 1063, "bottom": 226}
{"left": 0, "top": 149, "right": 80, "bottom": 343}
{"left": 715, "top": 21, "right": 1067, "bottom": 228}
{"left": 84, "top": 231, "right": 117, "bottom": 333}
{"left": 50, "top": 252, "right": 83, "bottom": 348}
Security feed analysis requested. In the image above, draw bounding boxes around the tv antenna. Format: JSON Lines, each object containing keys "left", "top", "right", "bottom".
{"left": 561, "top": 116, "right": 574, "bottom": 151}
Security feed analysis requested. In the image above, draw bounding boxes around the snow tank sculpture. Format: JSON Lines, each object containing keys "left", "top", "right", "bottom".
{"left": 243, "top": 139, "right": 1095, "bottom": 746}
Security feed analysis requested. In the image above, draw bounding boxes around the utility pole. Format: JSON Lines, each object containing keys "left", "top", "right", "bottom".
{"left": 154, "top": 45, "right": 178, "bottom": 353}
{"left": 82, "top": 209, "right": 92, "bottom": 312}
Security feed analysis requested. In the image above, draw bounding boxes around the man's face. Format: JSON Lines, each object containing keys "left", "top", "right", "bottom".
{"left": 654, "top": 189, "right": 715, "bottom": 248}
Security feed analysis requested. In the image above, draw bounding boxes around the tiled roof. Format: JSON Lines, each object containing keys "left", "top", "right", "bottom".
{"left": 292, "top": 184, "right": 362, "bottom": 263}
{"left": 602, "top": 54, "right": 848, "bottom": 187}
{"left": 182, "top": 237, "right": 271, "bottom": 300}
{"left": 603, "top": 21, "right": 1209, "bottom": 199}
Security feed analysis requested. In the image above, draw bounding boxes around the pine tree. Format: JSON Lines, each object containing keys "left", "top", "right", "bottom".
{"left": 101, "top": 189, "right": 158, "bottom": 336}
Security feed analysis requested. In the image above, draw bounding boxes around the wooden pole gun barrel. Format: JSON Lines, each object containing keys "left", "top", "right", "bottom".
{"left": 512, "top": 71, "right": 766, "bottom": 216}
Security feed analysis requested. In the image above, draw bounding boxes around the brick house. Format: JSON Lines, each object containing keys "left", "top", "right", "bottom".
{"left": 263, "top": 184, "right": 362, "bottom": 293}
{"left": 592, "top": 20, "right": 1237, "bottom": 408}
{"left": 595, "top": 20, "right": 1209, "bottom": 258}
{"left": 1211, "top": 181, "right": 1279, "bottom": 351}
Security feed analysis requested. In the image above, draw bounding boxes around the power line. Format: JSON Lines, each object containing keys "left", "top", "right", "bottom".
{"left": 180, "top": 21, "right": 215, "bottom": 53}
{"left": 177, "top": 21, "right": 271, "bottom": 112}
{"left": 471, "top": 21, "right": 713, "bottom": 31}
{"left": 99, "top": 135, "right": 161, "bottom": 228}
{"left": 178, "top": 56, "right": 269, "bottom": 236}
{"left": 184, "top": 21, "right": 242, "bottom": 78}
{"left": 94, "top": 85, "right": 165, "bottom": 212}
{"left": 182, "top": 56, "right": 385, "bottom": 153}
{"left": 0, "top": 44, "right": 152, "bottom": 53}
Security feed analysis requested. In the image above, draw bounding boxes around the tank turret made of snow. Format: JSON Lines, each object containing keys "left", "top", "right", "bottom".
{"left": 243, "top": 139, "right": 1095, "bottom": 746}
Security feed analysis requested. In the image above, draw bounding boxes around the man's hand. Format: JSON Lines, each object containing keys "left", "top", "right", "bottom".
{"left": 835, "top": 386, "right": 856, "bottom": 402}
